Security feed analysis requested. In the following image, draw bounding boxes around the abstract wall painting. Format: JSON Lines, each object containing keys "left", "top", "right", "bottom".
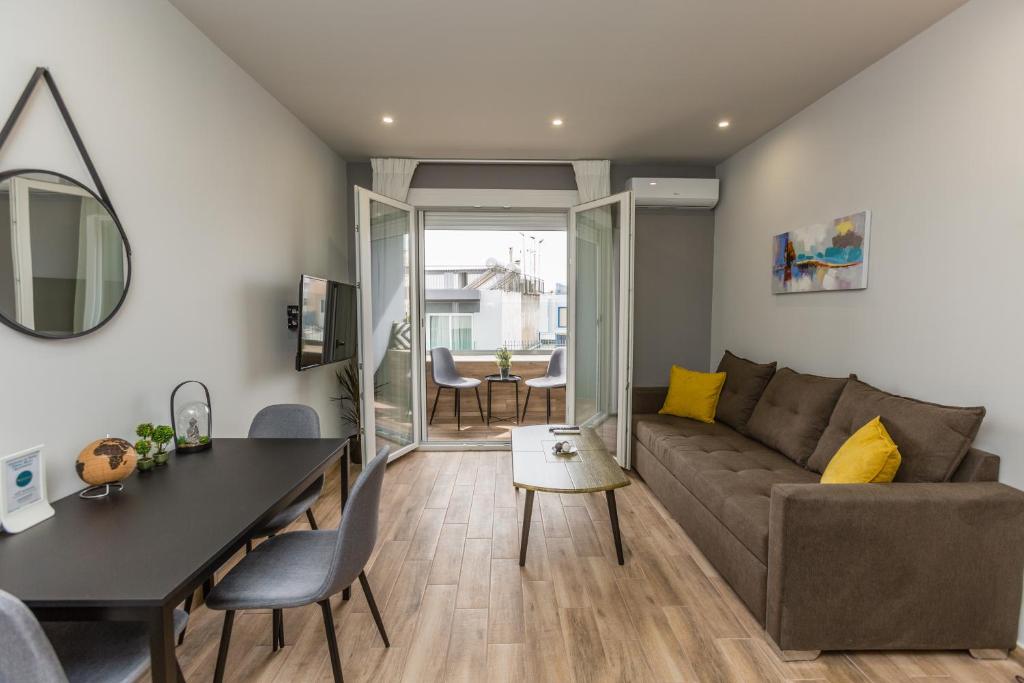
{"left": 772, "top": 210, "right": 871, "bottom": 294}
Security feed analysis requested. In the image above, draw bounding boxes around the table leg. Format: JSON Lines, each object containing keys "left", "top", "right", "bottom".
{"left": 519, "top": 489, "right": 535, "bottom": 567}
{"left": 341, "top": 439, "right": 351, "bottom": 510}
{"left": 514, "top": 382, "right": 520, "bottom": 424}
{"left": 487, "top": 381, "right": 492, "bottom": 426}
{"left": 147, "top": 605, "right": 178, "bottom": 683}
{"left": 605, "top": 490, "right": 624, "bottom": 565}
{"left": 342, "top": 439, "right": 351, "bottom": 601}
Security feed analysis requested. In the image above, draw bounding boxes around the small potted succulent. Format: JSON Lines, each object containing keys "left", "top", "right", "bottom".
{"left": 152, "top": 425, "right": 174, "bottom": 466}
{"left": 135, "top": 423, "right": 155, "bottom": 472}
{"left": 495, "top": 346, "right": 512, "bottom": 379}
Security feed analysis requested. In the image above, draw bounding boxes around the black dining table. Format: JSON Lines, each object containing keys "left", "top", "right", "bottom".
{"left": 0, "top": 436, "right": 351, "bottom": 683}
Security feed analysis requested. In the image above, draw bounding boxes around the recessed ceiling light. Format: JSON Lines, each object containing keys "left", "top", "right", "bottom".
{"left": 381, "top": 115, "right": 394, "bottom": 124}
{"left": 551, "top": 118, "right": 564, "bottom": 127}
{"left": 717, "top": 119, "right": 730, "bottom": 128}
{"left": 649, "top": 181, "right": 657, "bottom": 186}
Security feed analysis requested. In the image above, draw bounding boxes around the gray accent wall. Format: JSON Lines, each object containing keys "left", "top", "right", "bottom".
{"left": 616, "top": 163, "right": 717, "bottom": 383}
{"left": 632, "top": 209, "right": 714, "bottom": 384}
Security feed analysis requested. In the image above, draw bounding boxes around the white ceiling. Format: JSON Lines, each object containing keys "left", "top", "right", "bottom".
{"left": 170, "top": 0, "right": 964, "bottom": 164}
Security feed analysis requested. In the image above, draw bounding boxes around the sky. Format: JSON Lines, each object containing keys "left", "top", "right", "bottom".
{"left": 424, "top": 230, "right": 567, "bottom": 291}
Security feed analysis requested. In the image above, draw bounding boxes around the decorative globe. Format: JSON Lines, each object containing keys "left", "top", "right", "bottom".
{"left": 76, "top": 438, "right": 137, "bottom": 486}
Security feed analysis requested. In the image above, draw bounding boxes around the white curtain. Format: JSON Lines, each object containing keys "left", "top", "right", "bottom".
{"left": 371, "top": 158, "right": 419, "bottom": 202}
{"left": 572, "top": 160, "right": 611, "bottom": 203}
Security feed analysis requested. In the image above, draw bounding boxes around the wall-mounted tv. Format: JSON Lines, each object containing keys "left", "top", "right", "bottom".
{"left": 296, "top": 274, "right": 358, "bottom": 371}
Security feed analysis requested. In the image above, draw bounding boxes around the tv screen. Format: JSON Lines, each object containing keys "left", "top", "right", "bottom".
{"left": 296, "top": 274, "right": 358, "bottom": 371}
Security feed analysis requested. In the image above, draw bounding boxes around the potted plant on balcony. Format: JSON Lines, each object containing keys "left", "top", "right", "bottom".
{"left": 496, "top": 346, "right": 512, "bottom": 379}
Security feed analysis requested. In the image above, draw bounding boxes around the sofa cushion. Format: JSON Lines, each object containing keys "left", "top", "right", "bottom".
{"left": 715, "top": 351, "right": 777, "bottom": 434}
{"left": 659, "top": 365, "right": 726, "bottom": 423}
{"left": 820, "top": 416, "right": 902, "bottom": 484}
{"left": 633, "top": 415, "right": 818, "bottom": 563}
{"left": 746, "top": 368, "right": 848, "bottom": 465}
{"left": 807, "top": 378, "right": 985, "bottom": 482}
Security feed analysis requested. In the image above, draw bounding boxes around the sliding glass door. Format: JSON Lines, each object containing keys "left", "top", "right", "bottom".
{"left": 567, "top": 191, "right": 635, "bottom": 467}
{"left": 354, "top": 187, "right": 421, "bottom": 463}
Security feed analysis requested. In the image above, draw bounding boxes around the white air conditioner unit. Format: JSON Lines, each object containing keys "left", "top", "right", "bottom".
{"left": 626, "top": 177, "right": 720, "bottom": 209}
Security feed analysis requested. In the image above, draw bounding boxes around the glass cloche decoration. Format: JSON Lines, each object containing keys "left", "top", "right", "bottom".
{"left": 170, "top": 380, "right": 212, "bottom": 454}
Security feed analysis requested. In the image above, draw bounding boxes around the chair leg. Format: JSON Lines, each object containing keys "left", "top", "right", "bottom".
{"left": 213, "top": 610, "right": 235, "bottom": 683}
{"left": 306, "top": 508, "right": 319, "bottom": 530}
{"left": 456, "top": 388, "right": 461, "bottom": 431}
{"left": 271, "top": 608, "right": 286, "bottom": 650}
{"left": 359, "top": 570, "right": 390, "bottom": 647}
{"left": 474, "top": 387, "right": 485, "bottom": 423}
{"left": 546, "top": 389, "right": 551, "bottom": 423}
{"left": 319, "top": 599, "right": 344, "bottom": 683}
{"left": 522, "top": 386, "right": 532, "bottom": 421}
{"left": 429, "top": 386, "right": 441, "bottom": 424}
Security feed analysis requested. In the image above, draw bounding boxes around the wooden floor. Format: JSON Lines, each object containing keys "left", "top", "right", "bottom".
{"left": 162, "top": 450, "right": 1024, "bottom": 682}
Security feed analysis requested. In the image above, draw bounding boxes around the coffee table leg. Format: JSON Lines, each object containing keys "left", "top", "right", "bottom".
{"left": 514, "top": 382, "right": 520, "bottom": 425}
{"left": 519, "top": 489, "right": 535, "bottom": 566}
{"left": 606, "top": 490, "right": 624, "bottom": 565}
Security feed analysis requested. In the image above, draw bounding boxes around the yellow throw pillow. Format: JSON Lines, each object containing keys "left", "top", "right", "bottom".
{"left": 659, "top": 365, "right": 727, "bottom": 424}
{"left": 820, "top": 416, "right": 901, "bottom": 484}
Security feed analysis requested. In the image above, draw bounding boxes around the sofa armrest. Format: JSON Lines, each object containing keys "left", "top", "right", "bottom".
{"left": 767, "top": 482, "right": 1024, "bottom": 652}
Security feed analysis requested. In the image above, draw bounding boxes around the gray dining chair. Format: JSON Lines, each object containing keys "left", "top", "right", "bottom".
{"left": 206, "top": 446, "right": 391, "bottom": 683}
{"left": 248, "top": 404, "right": 324, "bottom": 537}
{"left": 179, "top": 404, "right": 324, "bottom": 648}
{"left": 429, "top": 346, "right": 485, "bottom": 430}
{"left": 522, "top": 346, "right": 567, "bottom": 423}
{"left": 0, "top": 589, "right": 188, "bottom": 683}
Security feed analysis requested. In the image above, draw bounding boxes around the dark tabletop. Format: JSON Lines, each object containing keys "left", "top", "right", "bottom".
{"left": 485, "top": 374, "right": 522, "bottom": 382}
{"left": 0, "top": 437, "right": 346, "bottom": 608}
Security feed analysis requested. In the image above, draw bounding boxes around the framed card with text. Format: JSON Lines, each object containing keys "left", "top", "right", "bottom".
{"left": 0, "top": 445, "right": 55, "bottom": 533}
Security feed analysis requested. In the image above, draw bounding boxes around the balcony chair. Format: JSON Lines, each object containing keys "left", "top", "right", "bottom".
{"left": 522, "top": 347, "right": 566, "bottom": 423}
{"left": 429, "top": 346, "right": 485, "bottom": 430}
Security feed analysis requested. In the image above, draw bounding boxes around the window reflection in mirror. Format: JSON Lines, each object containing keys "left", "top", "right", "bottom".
{"left": 0, "top": 171, "right": 129, "bottom": 338}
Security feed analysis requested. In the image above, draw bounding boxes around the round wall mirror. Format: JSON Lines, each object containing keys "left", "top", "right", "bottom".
{"left": 0, "top": 170, "right": 131, "bottom": 339}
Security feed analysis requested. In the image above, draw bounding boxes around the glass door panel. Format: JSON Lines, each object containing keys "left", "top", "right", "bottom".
{"left": 568, "top": 192, "right": 634, "bottom": 466}
{"left": 355, "top": 187, "right": 419, "bottom": 463}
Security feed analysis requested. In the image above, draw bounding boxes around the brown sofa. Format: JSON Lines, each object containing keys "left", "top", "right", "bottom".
{"left": 631, "top": 352, "right": 1024, "bottom": 660}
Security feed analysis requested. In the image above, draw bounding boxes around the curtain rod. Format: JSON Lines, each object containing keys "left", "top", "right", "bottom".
{"left": 416, "top": 158, "right": 573, "bottom": 165}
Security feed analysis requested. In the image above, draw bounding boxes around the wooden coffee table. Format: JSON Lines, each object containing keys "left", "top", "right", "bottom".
{"left": 512, "top": 424, "right": 630, "bottom": 565}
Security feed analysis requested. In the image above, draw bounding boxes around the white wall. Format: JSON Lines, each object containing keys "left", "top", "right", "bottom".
{"left": 712, "top": 0, "right": 1024, "bottom": 639}
{"left": 0, "top": 0, "right": 348, "bottom": 500}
